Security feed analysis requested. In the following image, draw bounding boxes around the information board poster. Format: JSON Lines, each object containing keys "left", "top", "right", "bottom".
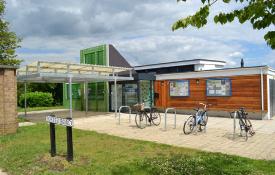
{"left": 170, "top": 80, "right": 189, "bottom": 97}
{"left": 207, "top": 79, "right": 231, "bottom": 96}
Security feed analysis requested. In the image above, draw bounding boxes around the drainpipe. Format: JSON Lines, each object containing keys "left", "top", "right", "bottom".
{"left": 260, "top": 68, "right": 264, "bottom": 119}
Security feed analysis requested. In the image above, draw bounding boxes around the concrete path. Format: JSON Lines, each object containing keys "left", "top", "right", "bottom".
{"left": 19, "top": 122, "right": 36, "bottom": 127}
{"left": 74, "top": 113, "right": 275, "bottom": 160}
{"left": 18, "top": 109, "right": 68, "bottom": 116}
{"left": 0, "top": 169, "right": 7, "bottom": 175}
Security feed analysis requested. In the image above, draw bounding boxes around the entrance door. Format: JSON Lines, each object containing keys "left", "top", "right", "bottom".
{"left": 111, "top": 84, "right": 123, "bottom": 111}
{"left": 154, "top": 81, "right": 167, "bottom": 108}
{"left": 125, "top": 84, "right": 138, "bottom": 106}
{"left": 269, "top": 79, "right": 275, "bottom": 118}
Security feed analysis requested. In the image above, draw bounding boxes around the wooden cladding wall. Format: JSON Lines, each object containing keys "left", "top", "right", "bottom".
{"left": 154, "top": 75, "right": 267, "bottom": 112}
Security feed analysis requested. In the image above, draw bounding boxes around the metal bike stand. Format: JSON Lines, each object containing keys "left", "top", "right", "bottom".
{"left": 144, "top": 107, "right": 151, "bottom": 126}
{"left": 164, "top": 107, "right": 177, "bottom": 131}
{"left": 233, "top": 111, "right": 237, "bottom": 140}
{"left": 118, "top": 106, "right": 131, "bottom": 125}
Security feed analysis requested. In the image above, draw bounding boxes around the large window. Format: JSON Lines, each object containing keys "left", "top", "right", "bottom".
{"left": 124, "top": 84, "right": 138, "bottom": 106}
{"left": 206, "top": 79, "right": 231, "bottom": 96}
{"left": 169, "top": 80, "right": 189, "bottom": 97}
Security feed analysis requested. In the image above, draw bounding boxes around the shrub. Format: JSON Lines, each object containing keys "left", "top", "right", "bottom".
{"left": 19, "top": 91, "right": 54, "bottom": 107}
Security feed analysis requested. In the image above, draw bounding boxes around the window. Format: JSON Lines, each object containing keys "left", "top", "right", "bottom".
{"left": 124, "top": 84, "right": 138, "bottom": 106}
{"left": 206, "top": 79, "right": 231, "bottom": 96}
{"left": 169, "top": 80, "right": 189, "bottom": 97}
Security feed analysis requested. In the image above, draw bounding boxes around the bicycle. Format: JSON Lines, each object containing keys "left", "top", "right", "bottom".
{"left": 183, "top": 103, "right": 210, "bottom": 135}
{"left": 132, "top": 103, "right": 161, "bottom": 129}
{"left": 229, "top": 107, "right": 255, "bottom": 141}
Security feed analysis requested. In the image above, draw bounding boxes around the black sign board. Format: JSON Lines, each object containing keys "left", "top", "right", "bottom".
{"left": 46, "top": 115, "right": 74, "bottom": 162}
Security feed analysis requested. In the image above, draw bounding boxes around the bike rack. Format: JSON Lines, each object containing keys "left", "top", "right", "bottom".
{"left": 231, "top": 111, "right": 237, "bottom": 140}
{"left": 163, "top": 107, "right": 176, "bottom": 131}
{"left": 118, "top": 106, "right": 131, "bottom": 125}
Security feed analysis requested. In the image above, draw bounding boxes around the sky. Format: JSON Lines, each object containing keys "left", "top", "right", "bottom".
{"left": 5, "top": 0, "right": 275, "bottom": 67}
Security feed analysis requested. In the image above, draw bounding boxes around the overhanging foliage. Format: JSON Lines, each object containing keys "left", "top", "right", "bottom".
{"left": 172, "top": 0, "right": 275, "bottom": 49}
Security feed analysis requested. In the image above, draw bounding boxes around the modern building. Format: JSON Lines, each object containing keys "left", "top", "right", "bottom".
{"left": 64, "top": 44, "right": 275, "bottom": 119}
{"left": 153, "top": 64, "right": 275, "bottom": 120}
{"left": 63, "top": 44, "right": 131, "bottom": 112}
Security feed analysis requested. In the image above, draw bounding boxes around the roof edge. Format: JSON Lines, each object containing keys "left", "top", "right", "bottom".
{"left": 134, "top": 59, "right": 226, "bottom": 68}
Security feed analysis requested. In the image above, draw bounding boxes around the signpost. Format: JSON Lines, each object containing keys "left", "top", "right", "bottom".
{"left": 46, "top": 115, "right": 74, "bottom": 162}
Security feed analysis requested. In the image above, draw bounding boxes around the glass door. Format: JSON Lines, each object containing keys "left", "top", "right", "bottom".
{"left": 111, "top": 84, "right": 123, "bottom": 111}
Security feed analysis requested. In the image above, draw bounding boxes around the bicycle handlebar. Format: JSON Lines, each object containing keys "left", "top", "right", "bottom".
{"left": 199, "top": 103, "right": 212, "bottom": 110}
{"left": 229, "top": 111, "right": 236, "bottom": 118}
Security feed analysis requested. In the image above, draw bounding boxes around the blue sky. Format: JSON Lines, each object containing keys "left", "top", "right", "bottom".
{"left": 5, "top": 0, "right": 275, "bottom": 67}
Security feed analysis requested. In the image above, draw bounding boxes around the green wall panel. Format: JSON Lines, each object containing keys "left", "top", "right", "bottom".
{"left": 63, "top": 83, "right": 83, "bottom": 110}
{"left": 63, "top": 44, "right": 109, "bottom": 112}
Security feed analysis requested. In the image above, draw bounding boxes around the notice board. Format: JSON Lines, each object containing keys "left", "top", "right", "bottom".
{"left": 169, "top": 80, "right": 189, "bottom": 97}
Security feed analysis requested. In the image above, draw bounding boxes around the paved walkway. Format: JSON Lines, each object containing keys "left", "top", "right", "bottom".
{"left": 0, "top": 169, "right": 7, "bottom": 175}
{"left": 74, "top": 113, "right": 275, "bottom": 160}
{"left": 19, "top": 122, "right": 36, "bottom": 127}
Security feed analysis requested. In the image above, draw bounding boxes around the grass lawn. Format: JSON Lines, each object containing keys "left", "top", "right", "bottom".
{"left": 17, "top": 106, "right": 65, "bottom": 113}
{"left": 17, "top": 117, "right": 30, "bottom": 123}
{"left": 0, "top": 124, "right": 275, "bottom": 175}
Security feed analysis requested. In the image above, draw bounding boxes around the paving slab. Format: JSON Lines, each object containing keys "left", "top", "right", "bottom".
{"left": 0, "top": 169, "right": 7, "bottom": 175}
{"left": 19, "top": 122, "right": 36, "bottom": 127}
{"left": 74, "top": 113, "right": 275, "bottom": 160}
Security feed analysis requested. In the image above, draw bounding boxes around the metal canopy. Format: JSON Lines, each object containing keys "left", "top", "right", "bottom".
{"left": 18, "top": 61, "right": 134, "bottom": 119}
{"left": 17, "top": 61, "right": 133, "bottom": 83}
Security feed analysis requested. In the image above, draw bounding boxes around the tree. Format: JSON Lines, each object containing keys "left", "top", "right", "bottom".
{"left": 0, "top": 0, "right": 21, "bottom": 65}
{"left": 172, "top": 0, "right": 275, "bottom": 49}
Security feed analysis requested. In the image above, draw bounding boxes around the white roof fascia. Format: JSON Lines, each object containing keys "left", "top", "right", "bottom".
{"left": 156, "top": 66, "right": 269, "bottom": 80}
{"left": 198, "top": 60, "right": 225, "bottom": 66}
{"left": 134, "top": 60, "right": 225, "bottom": 71}
{"left": 267, "top": 67, "right": 275, "bottom": 77}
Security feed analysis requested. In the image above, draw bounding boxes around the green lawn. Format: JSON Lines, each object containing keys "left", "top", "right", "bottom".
{"left": 17, "top": 116, "right": 30, "bottom": 123}
{"left": 17, "top": 106, "right": 65, "bottom": 112}
{"left": 0, "top": 124, "right": 275, "bottom": 175}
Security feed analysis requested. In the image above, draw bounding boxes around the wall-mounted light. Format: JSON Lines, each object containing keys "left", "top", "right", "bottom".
{"left": 196, "top": 79, "right": 200, "bottom": 85}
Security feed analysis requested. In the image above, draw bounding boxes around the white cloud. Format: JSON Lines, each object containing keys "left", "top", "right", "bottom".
{"left": 4, "top": 0, "right": 274, "bottom": 68}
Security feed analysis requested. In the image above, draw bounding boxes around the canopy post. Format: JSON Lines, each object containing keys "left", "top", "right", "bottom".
{"left": 114, "top": 76, "right": 117, "bottom": 118}
{"left": 24, "top": 82, "right": 27, "bottom": 118}
{"left": 69, "top": 76, "right": 73, "bottom": 119}
{"left": 149, "top": 80, "right": 153, "bottom": 108}
{"left": 85, "top": 81, "right": 88, "bottom": 115}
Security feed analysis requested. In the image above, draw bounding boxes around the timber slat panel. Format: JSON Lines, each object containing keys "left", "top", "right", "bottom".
{"left": 154, "top": 74, "right": 267, "bottom": 112}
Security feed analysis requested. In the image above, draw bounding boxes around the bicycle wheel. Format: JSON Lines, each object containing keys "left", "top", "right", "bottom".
{"left": 151, "top": 110, "right": 161, "bottom": 126}
{"left": 183, "top": 116, "right": 195, "bottom": 135}
{"left": 135, "top": 112, "right": 147, "bottom": 129}
{"left": 201, "top": 112, "right": 208, "bottom": 126}
{"left": 245, "top": 119, "right": 255, "bottom": 136}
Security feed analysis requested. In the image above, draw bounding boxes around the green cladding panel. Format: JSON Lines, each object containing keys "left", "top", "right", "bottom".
{"left": 63, "top": 44, "right": 109, "bottom": 112}
{"left": 63, "top": 83, "right": 83, "bottom": 110}
{"left": 80, "top": 45, "right": 107, "bottom": 65}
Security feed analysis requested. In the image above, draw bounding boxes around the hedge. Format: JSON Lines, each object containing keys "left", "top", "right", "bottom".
{"left": 0, "top": 58, "right": 22, "bottom": 66}
{"left": 19, "top": 91, "right": 54, "bottom": 107}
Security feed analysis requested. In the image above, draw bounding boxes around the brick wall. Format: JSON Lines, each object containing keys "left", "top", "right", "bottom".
{"left": 0, "top": 67, "right": 18, "bottom": 135}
